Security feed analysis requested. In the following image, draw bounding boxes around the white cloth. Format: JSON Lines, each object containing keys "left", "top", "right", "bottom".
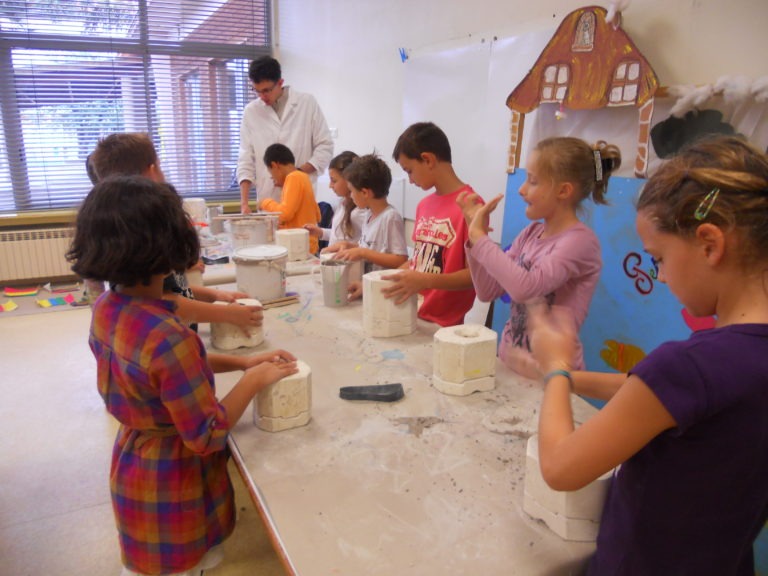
{"left": 359, "top": 204, "right": 408, "bottom": 273}
{"left": 323, "top": 204, "right": 368, "bottom": 245}
{"left": 237, "top": 87, "right": 333, "bottom": 202}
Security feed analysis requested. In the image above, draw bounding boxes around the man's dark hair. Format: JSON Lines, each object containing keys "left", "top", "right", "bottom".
{"left": 249, "top": 56, "right": 281, "bottom": 84}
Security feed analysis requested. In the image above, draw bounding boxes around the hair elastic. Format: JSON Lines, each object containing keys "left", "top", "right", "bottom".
{"left": 694, "top": 187, "right": 720, "bottom": 221}
{"left": 543, "top": 369, "right": 574, "bottom": 392}
{"left": 593, "top": 150, "right": 603, "bottom": 182}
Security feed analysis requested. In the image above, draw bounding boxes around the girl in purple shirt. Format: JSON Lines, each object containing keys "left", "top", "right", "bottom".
{"left": 530, "top": 135, "right": 768, "bottom": 575}
{"left": 459, "top": 137, "right": 621, "bottom": 378}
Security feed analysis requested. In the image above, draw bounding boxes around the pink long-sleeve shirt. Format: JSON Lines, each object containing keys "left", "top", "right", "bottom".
{"left": 466, "top": 221, "right": 601, "bottom": 378}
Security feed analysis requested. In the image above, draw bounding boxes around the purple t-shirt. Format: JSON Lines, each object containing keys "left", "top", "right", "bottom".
{"left": 590, "top": 324, "right": 768, "bottom": 575}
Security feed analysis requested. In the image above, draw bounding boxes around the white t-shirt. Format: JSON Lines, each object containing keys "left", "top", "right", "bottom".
{"left": 322, "top": 203, "right": 368, "bottom": 245}
{"left": 359, "top": 204, "right": 408, "bottom": 273}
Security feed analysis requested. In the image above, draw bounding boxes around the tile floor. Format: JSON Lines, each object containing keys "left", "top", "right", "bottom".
{"left": 0, "top": 305, "right": 285, "bottom": 576}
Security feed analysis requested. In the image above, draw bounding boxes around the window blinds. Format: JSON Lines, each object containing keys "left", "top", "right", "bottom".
{"left": 0, "top": 0, "right": 270, "bottom": 212}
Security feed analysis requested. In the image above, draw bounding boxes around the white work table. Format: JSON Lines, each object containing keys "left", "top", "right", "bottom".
{"left": 209, "top": 273, "right": 597, "bottom": 576}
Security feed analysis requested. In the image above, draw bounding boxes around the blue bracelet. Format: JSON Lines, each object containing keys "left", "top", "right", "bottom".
{"left": 544, "top": 369, "right": 574, "bottom": 392}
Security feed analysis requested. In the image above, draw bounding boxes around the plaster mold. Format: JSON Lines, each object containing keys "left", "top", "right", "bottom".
{"left": 253, "top": 360, "right": 312, "bottom": 432}
{"left": 276, "top": 228, "right": 310, "bottom": 261}
{"left": 210, "top": 298, "right": 264, "bottom": 350}
{"left": 362, "top": 270, "right": 417, "bottom": 337}
{"left": 523, "top": 434, "right": 613, "bottom": 542}
{"left": 432, "top": 324, "right": 497, "bottom": 396}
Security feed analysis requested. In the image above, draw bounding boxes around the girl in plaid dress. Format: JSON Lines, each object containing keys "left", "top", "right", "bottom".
{"left": 68, "top": 176, "right": 298, "bottom": 576}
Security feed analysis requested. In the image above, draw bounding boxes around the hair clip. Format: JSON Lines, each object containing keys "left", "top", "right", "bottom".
{"left": 593, "top": 150, "right": 603, "bottom": 182}
{"left": 694, "top": 188, "right": 719, "bottom": 221}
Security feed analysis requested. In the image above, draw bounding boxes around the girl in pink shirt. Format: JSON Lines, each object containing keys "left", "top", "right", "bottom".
{"left": 458, "top": 137, "right": 621, "bottom": 378}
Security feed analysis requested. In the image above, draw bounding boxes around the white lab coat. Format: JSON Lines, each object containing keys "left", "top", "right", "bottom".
{"left": 236, "top": 87, "right": 334, "bottom": 202}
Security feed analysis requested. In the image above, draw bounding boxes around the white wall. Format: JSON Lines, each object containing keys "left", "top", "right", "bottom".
{"left": 274, "top": 0, "right": 768, "bottom": 222}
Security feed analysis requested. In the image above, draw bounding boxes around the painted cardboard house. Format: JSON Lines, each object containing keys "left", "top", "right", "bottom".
{"left": 506, "top": 5, "right": 659, "bottom": 176}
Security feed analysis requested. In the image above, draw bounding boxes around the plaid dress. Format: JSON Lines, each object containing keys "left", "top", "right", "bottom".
{"left": 89, "top": 291, "right": 234, "bottom": 575}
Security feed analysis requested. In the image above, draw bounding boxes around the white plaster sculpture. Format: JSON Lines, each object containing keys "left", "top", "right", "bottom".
{"left": 210, "top": 299, "right": 264, "bottom": 350}
{"left": 362, "top": 270, "right": 417, "bottom": 337}
{"left": 432, "top": 324, "right": 496, "bottom": 396}
{"left": 523, "top": 434, "right": 613, "bottom": 542}
{"left": 253, "top": 360, "right": 312, "bottom": 432}
{"left": 276, "top": 228, "right": 310, "bottom": 261}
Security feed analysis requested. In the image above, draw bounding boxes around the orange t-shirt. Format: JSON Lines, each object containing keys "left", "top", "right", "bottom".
{"left": 261, "top": 170, "right": 321, "bottom": 254}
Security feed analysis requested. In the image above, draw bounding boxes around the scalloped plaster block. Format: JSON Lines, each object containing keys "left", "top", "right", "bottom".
{"left": 523, "top": 434, "right": 613, "bottom": 542}
{"left": 432, "top": 324, "right": 496, "bottom": 395}
{"left": 362, "top": 270, "right": 417, "bottom": 337}
{"left": 210, "top": 299, "right": 264, "bottom": 350}
{"left": 276, "top": 228, "right": 310, "bottom": 261}
{"left": 253, "top": 360, "right": 312, "bottom": 432}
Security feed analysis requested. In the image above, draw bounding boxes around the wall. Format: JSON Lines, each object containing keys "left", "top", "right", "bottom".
{"left": 275, "top": 0, "right": 768, "bottom": 203}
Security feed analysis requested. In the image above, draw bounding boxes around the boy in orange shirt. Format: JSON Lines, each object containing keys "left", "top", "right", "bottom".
{"left": 258, "top": 143, "right": 322, "bottom": 254}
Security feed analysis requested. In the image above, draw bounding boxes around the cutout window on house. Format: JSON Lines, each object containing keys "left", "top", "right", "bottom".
{"left": 541, "top": 65, "right": 570, "bottom": 102}
{"left": 572, "top": 11, "right": 596, "bottom": 52}
{"left": 609, "top": 60, "right": 641, "bottom": 105}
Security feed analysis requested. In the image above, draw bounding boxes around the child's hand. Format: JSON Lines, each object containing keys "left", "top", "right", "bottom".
{"left": 347, "top": 281, "right": 363, "bottom": 301}
{"left": 467, "top": 193, "right": 504, "bottom": 244}
{"left": 244, "top": 349, "right": 297, "bottom": 368}
{"left": 456, "top": 190, "right": 485, "bottom": 226}
{"left": 304, "top": 223, "right": 322, "bottom": 238}
{"left": 224, "top": 302, "right": 264, "bottom": 333}
{"left": 213, "top": 288, "right": 249, "bottom": 303}
{"left": 335, "top": 247, "right": 365, "bottom": 262}
{"left": 381, "top": 270, "right": 426, "bottom": 304}
{"left": 527, "top": 301, "right": 578, "bottom": 374}
{"left": 189, "top": 259, "right": 206, "bottom": 273}
{"left": 243, "top": 359, "right": 299, "bottom": 393}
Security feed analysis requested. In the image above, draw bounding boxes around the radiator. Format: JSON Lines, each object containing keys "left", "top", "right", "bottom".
{"left": 0, "top": 227, "right": 75, "bottom": 283}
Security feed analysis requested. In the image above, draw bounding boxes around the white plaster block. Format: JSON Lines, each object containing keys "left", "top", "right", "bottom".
{"left": 362, "top": 270, "right": 417, "bottom": 337}
{"left": 523, "top": 434, "right": 613, "bottom": 542}
{"left": 276, "top": 228, "right": 310, "bottom": 261}
{"left": 255, "top": 411, "right": 311, "bottom": 433}
{"left": 253, "top": 360, "right": 312, "bottom": 432}
{"left": 433, "top": 324, "right": 497, "bottom": 384}
{"left": 523, "top": 490, "right": 601, "bottom": 542}
{"left": 432, "top": 374, "right": 495, "bottom": 396}
{"left": 210, "top": 299, "right": 264, "bottom": 350}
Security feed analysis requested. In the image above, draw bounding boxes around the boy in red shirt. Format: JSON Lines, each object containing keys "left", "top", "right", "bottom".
{"left": 383, "top": 122, "right": 478, "bottom": 327}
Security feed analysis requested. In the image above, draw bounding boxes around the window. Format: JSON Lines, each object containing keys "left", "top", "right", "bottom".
{"left": 541, "top": 64, "right": 569, "bottom": 103}
{"left": 0, "top": 0, "right": 270, "bottom": 213}
{"left": 609, "top": 60, "right": 641, "bottom": 106}
{"left": 572, "top": 11, "right": 596, "bottom": 52}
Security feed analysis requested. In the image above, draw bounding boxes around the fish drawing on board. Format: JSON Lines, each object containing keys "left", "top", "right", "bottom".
{"left": 601, "top": 339, "right": 646, "bottom": 373}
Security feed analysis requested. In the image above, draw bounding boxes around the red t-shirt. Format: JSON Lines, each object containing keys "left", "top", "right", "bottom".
{"left": 410, "top": 185, "right": 477, "bottom": 326}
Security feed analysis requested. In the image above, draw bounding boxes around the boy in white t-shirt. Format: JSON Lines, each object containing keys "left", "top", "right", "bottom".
{"left": 334, "top": 154, "right": 408, "bottom": 299}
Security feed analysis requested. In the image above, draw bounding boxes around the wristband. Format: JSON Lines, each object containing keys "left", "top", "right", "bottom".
{"left": 544, "top": 369, "right": 574, "bottom": 392}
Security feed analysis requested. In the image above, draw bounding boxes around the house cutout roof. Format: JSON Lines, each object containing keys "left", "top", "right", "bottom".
{"left": 506, "top": 5, "right": 658, "bottom": 113}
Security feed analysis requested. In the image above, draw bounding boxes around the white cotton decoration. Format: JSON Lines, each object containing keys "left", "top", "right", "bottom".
{"left": 714, "top": 76, "right": 752, "bottom": 103}
{"left": 605, "top": 0, "right": 631, "bottom": 27}
{"left": 668, "top": 84, "right": 715, "bottom": 118}
{"left": 750, "top": 77, "right": 768, "bottom": 103}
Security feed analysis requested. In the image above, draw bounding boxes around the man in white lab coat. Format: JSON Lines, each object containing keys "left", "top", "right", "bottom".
{"left": 237, "top": 56, "right": 334, "bottom": 212}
